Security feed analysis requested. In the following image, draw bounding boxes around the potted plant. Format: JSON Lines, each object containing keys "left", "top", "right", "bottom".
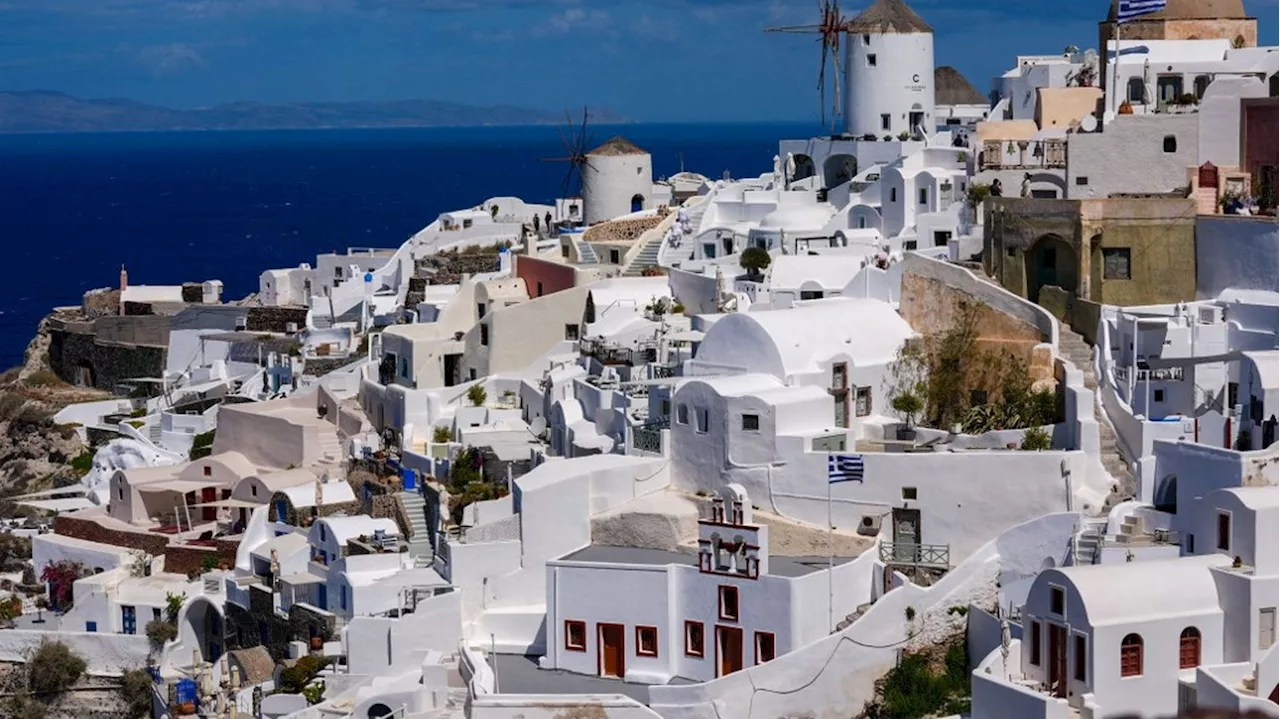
{"left": 1118, "top": 101, "right": 1133, "bottom": 115}
{"left": 898, "top": 131, "right": 911, "bottom": 141}
{"left": 892, "top": 390, "right": 924, "bottom": 441}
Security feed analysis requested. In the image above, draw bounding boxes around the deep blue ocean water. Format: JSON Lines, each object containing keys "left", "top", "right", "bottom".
{"left": 0, "top": 123, "right": 815, "bottom": 368}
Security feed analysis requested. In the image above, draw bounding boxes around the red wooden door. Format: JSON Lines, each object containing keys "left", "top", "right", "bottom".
{"left": 597, "top": 624, "right": 625, "bottom": 678}
{"left": 717, "top": 626, "right": 743, "bottom": 677}
{"left": 201, "top": 487, "right": 217, "bottom": 521}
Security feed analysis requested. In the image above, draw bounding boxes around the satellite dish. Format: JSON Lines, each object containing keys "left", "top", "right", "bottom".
{"left": 530, "top": 417, "right": 547, "bottom": 436}
{"left": 1080, "top": 114, "right": 1098, "bottom": 133}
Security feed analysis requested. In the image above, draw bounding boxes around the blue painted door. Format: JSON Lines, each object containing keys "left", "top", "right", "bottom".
{"left": 121, "top": 606, "right": 136, "bottom": 635}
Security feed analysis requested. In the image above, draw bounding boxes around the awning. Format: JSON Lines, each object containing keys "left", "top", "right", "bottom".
{"left": 17, "top": 497, "right": 95, "bottom": 513}
{"left": 190, "top": 498, "right": 261, "bottom": 509}
{"left": 137, "top": 479, "right": 219, "bottom": 494}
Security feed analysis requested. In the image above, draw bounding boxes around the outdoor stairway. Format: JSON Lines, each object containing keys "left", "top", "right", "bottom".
{"left": 1073, "top": 517, "right": 1107, "bottom": 566}
{"left": 1058, "top": 325, "right": 1136, "bottom": 513}
{"left": 314, "top": 426, "right": 345, "bottom": 474}
{"left": 833, "top": 602, "right": 873, "bottom": 633}
{"left": 623, "top": 230, "right": 665, "bottom": 277}
{"left": 148, "top": 422, "right": 163, "bottom": 445}
{"left": 575, "top": 239, "right": 599, "bottom": 264}
{"left": 400, "top": 490, "right": 435, "bottom": 566}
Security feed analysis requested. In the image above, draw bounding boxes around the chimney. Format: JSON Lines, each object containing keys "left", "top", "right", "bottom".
{"left": 119, "top": 265, "right": 128, "bottom": 316}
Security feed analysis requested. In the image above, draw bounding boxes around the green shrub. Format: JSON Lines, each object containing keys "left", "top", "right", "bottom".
{"left": 190, "top": 429, "right": 216, "bottom": 460}
{"left": 466, "top": 384, "right": 487, "bottom": 407}
{"left": 0, "top": 393, "right": 27, "bottom": 422}
{"left": 432, "top": 425, "right": 452, "bottom": 444}
{"left": 146, "top": 619, "right": 177, "bottom": 649}
{"left": 278, "top": 655, "right": 332, "bottom": 694}
{"left": 5, "top": 693, "right": 46, "bottom": 719}
{"left": 25, "top": 638, "right": 87, "bottom": 696}
{"left": 867, "top": 641, "right": 971, "bottom": 719}
{"left": 1021, "top": 426, "right": 1053, "bottom": 451}
{"left": 739, "top": 246, "right": 771, "bottom": 278}
{"left": 118, "top": 668, "right": 155, "bottom": 719}
{"left": 302, "top": 680, "right": 326, "bottom": 705}
{"left": 164, "top": 592, "right": 186, "bottom": 624}
{"left": 69, "top": 451, "right": 95, "bottom": 477}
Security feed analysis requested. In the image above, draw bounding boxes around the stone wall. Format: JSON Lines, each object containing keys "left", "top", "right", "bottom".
{"left": 121, "top": 301, "right": 155, "bottom": 316}
{"left": 267, "top": 491, "right": 362, "bottom": 528}
{"left": 224, "top": 585, "right": 293, "bottom": 660}
{"left": 1038, "top": 286, "right": 1103, "bottom": 345}
{"left": 416, "top": 253, "right": 503, "bottom": 285}
{"left": 54, "top": 515, "right": 237, "bottom": 575}
{"left": 582, "top": 215, "right": 663, "bottom": 244}
{"left": 181, "top": 284, "right": 204, "bottom": 303}
{"left": 47, "top": 314, "right": 170, "bottom": 390}
{"left": 246, "top": 307, "right": 309, "bottom": 333}
{"left": 900, "top": 258, "right": 1048, "bottom": 364}
{"left": 289, "top": 603, "right": 338, "bottom": 645}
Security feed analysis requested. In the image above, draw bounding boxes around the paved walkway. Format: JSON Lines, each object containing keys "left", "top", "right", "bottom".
{"left": 490, "top": 654, "right": 695, "bottom": 704}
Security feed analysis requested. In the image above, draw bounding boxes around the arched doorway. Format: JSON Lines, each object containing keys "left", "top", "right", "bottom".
{"left": 1154, "top": 474, "right": 1177, "bottom": 513}
{"left": 76, "top": 361, "right": 95, "bottom": 388}
{"left": 368, "top": 704, "right": 394, "bottom": 718}
{"left": 792, "top": 154, "right": 816, "bottom": 181}
{"left": 1024, "top": 234, "right": 1078, "bottom": 303}
{"left": 823, "top": 154, "right": 858, "bottom": 188}
{"left": 182, "top": 597, "right": 225, "bottom": 664}
{"left": 909, "top": 104, "right": 925, "bottom": 135}
{"left": 630, "top": 194, "right": 644, "bottom": 213}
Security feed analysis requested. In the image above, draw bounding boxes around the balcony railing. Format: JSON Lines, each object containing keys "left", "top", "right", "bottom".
{"left": 1115, "top": 365, "right": 1184, "bottom": 383}
{"left": 631, "top": 418, "right": 669, "bottom": 454}
{"left": 879, "top": 542, "right": 950, "bottom": 569}
{"left": 651, "top": 364, "right": 679, "bottom": 380}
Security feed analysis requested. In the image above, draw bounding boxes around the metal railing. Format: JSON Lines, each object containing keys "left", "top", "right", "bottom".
{"left": 879, "top": 542, "right": 950, "bottom": 569}
{"left": 1115, "top": 365, "right": 1184, "bottom": 383}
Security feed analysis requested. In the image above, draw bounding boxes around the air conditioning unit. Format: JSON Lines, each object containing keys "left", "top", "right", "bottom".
{"left": 235, "top": 316, "right": 248, "bottom": 331}
{"left": 857, "top": 515, "right": 883, "bottom": 537}
{"left": 285, "top": 322, "right": 298, "bottom": 334}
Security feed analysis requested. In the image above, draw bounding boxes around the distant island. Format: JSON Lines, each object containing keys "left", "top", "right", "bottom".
{"left": 0, "top": 90, "right": 631, "bottom": 133}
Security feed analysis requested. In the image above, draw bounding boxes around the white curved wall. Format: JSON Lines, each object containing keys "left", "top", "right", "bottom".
{"left": 583, "top": 153, "right": 653, "bottom": 225}
{"left": 844, "top": 30, "right": 935, "bottom": 138}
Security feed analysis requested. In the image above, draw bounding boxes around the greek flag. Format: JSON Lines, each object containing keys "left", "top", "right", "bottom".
{"left": 1116, "top": 0, "right": 1166, "bottom": 23}
{"left": 827, "top": 454, "right": 865, "bottom": 484}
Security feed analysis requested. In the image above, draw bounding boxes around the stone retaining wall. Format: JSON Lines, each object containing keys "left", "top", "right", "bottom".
{"left": 583, "top": 215, "right": 663, "bottom": 244}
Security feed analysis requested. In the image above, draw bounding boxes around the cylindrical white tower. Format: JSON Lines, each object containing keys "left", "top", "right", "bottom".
{"left": 583, "top": 137, "right": 653, "bottom": 225}
{"left": 843, "top": 0, "right": 935, "bottom": 138}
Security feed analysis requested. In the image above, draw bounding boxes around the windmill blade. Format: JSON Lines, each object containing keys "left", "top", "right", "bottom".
{"left": 577, "top": 106, "right": 590, "bottom": 155}
{"left": 764, "top": 24, "right": 824, "bottom": 32}
{"left": 830, "top": 38, "right": 842, "bottom": 132}
{"left": 818, "top": 35, "right": 829, "bottom": 128}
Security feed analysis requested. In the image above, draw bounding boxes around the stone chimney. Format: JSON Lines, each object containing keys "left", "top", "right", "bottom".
{"left": 119, "top": 265, "right": 128, "bottom": 316}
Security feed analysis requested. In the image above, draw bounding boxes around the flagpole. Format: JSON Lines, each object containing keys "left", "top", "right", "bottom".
{"left": 1111, "top": 17, "right": 1122, "bottom": 114}
{"left": 827, "top": 467, "right": 834, "bottom": 633}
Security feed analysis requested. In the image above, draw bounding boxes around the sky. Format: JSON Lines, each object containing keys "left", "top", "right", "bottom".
{"left": 1, "top": 0, "right": 1277, "bottom": 122}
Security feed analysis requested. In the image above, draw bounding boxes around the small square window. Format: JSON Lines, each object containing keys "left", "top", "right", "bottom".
{"left": 1074, "top": 634, "right": 1087, "bottom": 681}
{"left": 1162, "top": 135, "right": 1177, "bottom": 153}
{"left": 564, "top": 620, "right": 586, "bottom": 651}
{"left": 919, "top": 188, "right": 928, "bottom": 205}
{"left": 719, "top": 585, "right": 740, "bottom": 621}
{"left": 153, "top": 608, "right": 162, "bottom": 621}
{"left": 863, "top": 34, "right": 870, "bottom": 45}
{"left": 867, "top": 54, "right": 877, "bottom": 67}
{"left": 1050, "top": 586, "right": 1065, "bottom": 615}
{"left": 1153, "top": 389, "right": 1165, "bottom": 403}
{"left": 1075, "top": 176, "right": 1088, "bottom": 186}
{"left": 564, "top": 324, "right": 579, "bottom": 341}
{"left": 677, "top": 404, "right": 689, "bottom": 425}
{"left": 1006, "top": 246, "right": 1016, "bottom": 257}
{"left": 881, "top": 114, "right": 891, "bottom": 131}
{"left": 742, "top": 414, "right": 760, "bottom": 431}
{"left": 755, "top": 632, "right": 776, "bottom": 664}
{"left": 610, "top": 249, "right": 621, "bottom": 264}
{"left": 696, "top": 408, "right": 709, "bottom": 434}
{"left": 902, "top": 487, "right": 918, "bottom": 501}
{"left": 251, "top": 485, "right": 258, "bottom": 497}
{"left": 86, "top": 621, "right": 97, "bottom": 632}
{"left": 685, "top": 621, "right": 704, "bottom": 657}
{"left": 480, "top": 324, "right": 489, "bottom": 346}
{"left": 1103, "top": 248, "right": 1131, "bottom": 280}
{"left": 536, "top": 281, "right": 544, "bottom": 297}
{"left": 203, "top": 466, "right": 211, "bottom": 477}
{"left": 890, "top": 188, "right": 897, "bottom": 202}
{"left": 636, "top": 626, "right": 659, "bottom": 657}
{"left": 903, "top": 240, "right": 918, "bottom": 251}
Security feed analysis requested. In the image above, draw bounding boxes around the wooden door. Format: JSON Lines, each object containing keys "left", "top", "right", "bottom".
{"left": 716, "top": 626, "right": 744, "bottom": 677}
{"left": 892, "top": 508, "right": 921, "bottom": 563}
{"left": 201, "top": 487, "right": 217, "bottom": 521}
{"left": 597, "top": 623, "right": 625, "bottom": 678}
{"left": 1048, "top": 624, "right": 1068, "bottom": 698}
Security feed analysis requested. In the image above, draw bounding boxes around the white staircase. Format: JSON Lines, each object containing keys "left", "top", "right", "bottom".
{"left": 400, "top": 490, "right": 435, "bottom": 566}
{"left": 575, "top": 239, "right": 599, "bottom": 264}
{"left": 148, "top": 421, "right": 163, "bottom": 445}
{"left": 1073, "top": 518, "right": 1107, "bottom": 565}
{"left": 623, "top": 231, "right": 665, "bottom": 277}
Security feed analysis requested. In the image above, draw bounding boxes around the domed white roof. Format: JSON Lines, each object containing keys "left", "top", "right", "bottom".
{"left": 758, "top": 204, "right": 835, "bottom": 230}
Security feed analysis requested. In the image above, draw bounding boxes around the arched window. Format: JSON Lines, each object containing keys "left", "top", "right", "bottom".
{"left": 1120, "top": 633, "right": 1143, "bottom": 677}
{"left": 1179, "top": 627, "right": 1201, "bottom": 669}
{"left": 1193, "top": 75, "right": 1212, "bottom": 99}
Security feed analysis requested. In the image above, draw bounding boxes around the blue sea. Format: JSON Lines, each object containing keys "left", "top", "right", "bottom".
{"left": 0, "top": 123, "right": 816, "bottom": 369}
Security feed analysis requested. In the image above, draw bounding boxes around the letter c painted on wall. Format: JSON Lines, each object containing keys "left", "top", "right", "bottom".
{"left": 912, "top": 74, "right": 920, "bottom": 83}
